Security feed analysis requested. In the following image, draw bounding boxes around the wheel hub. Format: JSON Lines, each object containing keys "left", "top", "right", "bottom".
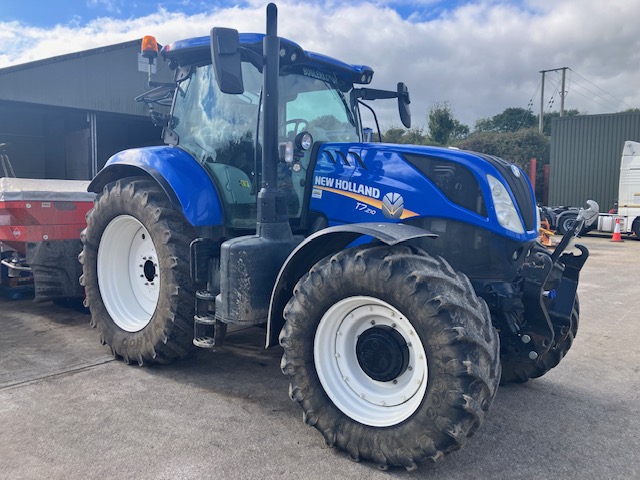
{"left": 143, "top": 259, "right": 156, "bottom": 282}
{"left": 314, "top": 296, "right": 428, "bottom": 427}
{"left": 356, "top": 325, "right": 409, "bottom": 382}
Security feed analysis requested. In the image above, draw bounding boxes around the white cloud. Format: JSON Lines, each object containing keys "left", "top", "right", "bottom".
{"left": 1, "top": 0, "right": 639, "bottom": 128}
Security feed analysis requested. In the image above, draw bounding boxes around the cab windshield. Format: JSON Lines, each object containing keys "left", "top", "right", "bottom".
{"left": 170, "top": 61, "right": 358, "bottom": 228}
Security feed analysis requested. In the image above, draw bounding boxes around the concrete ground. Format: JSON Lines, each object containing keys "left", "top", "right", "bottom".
{"left": 0, "top": 235, "right": 638, "bottom": 479}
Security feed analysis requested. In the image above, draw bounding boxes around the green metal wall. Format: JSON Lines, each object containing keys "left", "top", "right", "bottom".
{"left": 549, "top": 113, "right": 640, "bottom": 209}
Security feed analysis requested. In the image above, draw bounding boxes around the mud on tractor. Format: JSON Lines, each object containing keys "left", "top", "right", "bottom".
{"left": 79, "top": 4, "right": 588, "bottom": 470}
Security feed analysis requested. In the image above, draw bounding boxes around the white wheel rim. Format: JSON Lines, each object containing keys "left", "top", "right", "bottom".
{"left": 98, "top": 215, "right": 160, "bottom": 332}
{"left": 314, "top": 296, "right": 428, "bottom": 427}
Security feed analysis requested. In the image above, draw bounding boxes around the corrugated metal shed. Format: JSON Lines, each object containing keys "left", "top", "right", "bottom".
{"left": 0, "top": 40, "right": 174, "bottom": 180}
{"left": 549, "top": 113, "right": 640, "bottom": 209}
{"left": 0, "top": 39, "right": 172, "bottom": 117}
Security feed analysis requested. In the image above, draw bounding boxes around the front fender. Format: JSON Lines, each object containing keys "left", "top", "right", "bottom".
{"left": 89, "top": 146, "right": 223, "bottom": 227}
{"left": 265, "top": 222, "right": 436, "bottom": 347}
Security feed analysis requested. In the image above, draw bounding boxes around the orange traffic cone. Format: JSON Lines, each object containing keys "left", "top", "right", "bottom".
{"left": 611, "top": 217, "right": 624, "bottom": 242}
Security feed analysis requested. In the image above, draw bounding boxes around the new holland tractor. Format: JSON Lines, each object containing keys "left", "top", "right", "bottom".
{"left": 79, "top": 4, "right": 589, "bottom": 470}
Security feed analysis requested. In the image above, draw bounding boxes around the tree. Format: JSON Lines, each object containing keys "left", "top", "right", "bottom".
{"left": 455, "top": 127, "right": 549, "bottom": 169}
{"left": 454, "top": 127, "right": 550, "bottom": 198}
{"left": 475, "top": 107, "right": 537, "bottom": 133}
{"left": 381, "top": 127, "right": 407, "bottom": 144}
{"left": 380, "top": 126, "right": 431, "bottom": 145}
{"left": 308, "top": 115, "right": 347, "bottom": 131}
{"left": 403, "top": 126, "right": 429, "bottom": 145}
{"left": 541, "top": 109, "right": 580, "bottom": 136}
{"left": 427, "top": 102, "right": 469, "bottom": 145}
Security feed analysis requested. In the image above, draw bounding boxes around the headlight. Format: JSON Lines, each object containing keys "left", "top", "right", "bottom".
{"left": 487, "top": 174, "right": 525, "bottom": 234}
{"left": 295, "top": 132, "right": 313, "bottom": 151}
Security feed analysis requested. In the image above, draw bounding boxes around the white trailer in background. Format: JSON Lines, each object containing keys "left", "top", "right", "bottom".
{"left": 591, "top": 140, "right": 640, "bottom": 237}
{"left": 553, "top": 141, "right": 640, "bottom": 238}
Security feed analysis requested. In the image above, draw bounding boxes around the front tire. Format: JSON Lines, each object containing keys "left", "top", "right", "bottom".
{"left": 499, "top": 244, "right": 580, "bottom": 384}
{"left": 79, "top": 177, "right": 196, "bottom": 365}
{"left": 280, "top": 245, "right": 500, "bottom": 470}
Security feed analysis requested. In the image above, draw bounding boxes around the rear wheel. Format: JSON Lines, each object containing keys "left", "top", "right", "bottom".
{"left": 79, "top": 177, "right": 196, "bottom": 365}
{"left": 280, "top": 245, "right": 500, "bottom": 470}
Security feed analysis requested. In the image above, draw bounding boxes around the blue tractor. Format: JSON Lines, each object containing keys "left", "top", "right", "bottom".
{"left": 79, "top": 4, "right": 588, "bottom": 470}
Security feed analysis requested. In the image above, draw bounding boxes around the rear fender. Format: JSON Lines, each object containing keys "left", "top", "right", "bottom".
{"left": 89, "top": 146, "right": 223, "bottom": 226}
{"left": 265, "top": 222, "right": 436, "bottom": 347}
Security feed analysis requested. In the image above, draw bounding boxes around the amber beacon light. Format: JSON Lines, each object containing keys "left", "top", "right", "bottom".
{"left": 141, "top": 35, "right": 159, "bottom": 62}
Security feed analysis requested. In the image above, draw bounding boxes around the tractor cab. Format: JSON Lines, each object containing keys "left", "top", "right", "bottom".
{"left": 144, "top": 33, "right": 408, "bottom": 230}
{"left": 167, "top": 56, "right": 358, "bottom": 228}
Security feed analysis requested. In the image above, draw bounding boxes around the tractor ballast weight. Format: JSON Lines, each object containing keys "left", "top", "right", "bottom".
{"left": 80, "top": 3, "right": 589, "bottom": 470}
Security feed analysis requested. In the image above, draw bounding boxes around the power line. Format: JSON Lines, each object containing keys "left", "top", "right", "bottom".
{"left": 564, "top": 85, "right": 621, "bottom": 111}
{"left": 566, "top": 75, "right": 622, "bottom": 110}
{"left": 565, "top": 69, "right": 622, "bottom": 111}
{"left": 568, "top": 68, "right": 633, "bottom": 111}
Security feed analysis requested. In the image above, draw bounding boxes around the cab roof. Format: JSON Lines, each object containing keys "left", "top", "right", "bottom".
{"left": 161, "top": 33, "right": 374, "bottom": 91}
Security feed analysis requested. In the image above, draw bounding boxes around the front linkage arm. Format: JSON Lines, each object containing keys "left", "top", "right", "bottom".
{"left": 519, "top": 217, "right": 589, "bottom": 360}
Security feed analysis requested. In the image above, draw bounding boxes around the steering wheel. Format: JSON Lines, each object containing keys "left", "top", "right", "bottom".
{"left": 285, "top": 118, "right": 308, "bottom": 138}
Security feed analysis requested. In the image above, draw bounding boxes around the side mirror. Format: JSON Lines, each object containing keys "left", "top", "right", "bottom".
{"left": 211, "top": 27, "right": 244, "bottom": 94}
{"left": 397, "top": 82, "right": 411, "bottom": 128}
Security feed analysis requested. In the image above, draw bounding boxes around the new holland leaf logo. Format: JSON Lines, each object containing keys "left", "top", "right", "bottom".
{"left": 382, "top": 192, "right": 404, "bottom": 219}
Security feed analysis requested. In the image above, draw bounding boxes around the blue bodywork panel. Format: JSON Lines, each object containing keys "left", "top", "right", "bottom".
{"left": 93, "top": 142, "right": 536, "bottom": 242}
{"left": 92, "top": 146, "right": 223, "bottom": 227}
{"left": 309, "top": 143, "right": 538, "bottom": 243}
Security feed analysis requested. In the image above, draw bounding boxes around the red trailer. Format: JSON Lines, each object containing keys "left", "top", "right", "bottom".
{"left": 0, "top": 178, "right": 94, "bottom": 301}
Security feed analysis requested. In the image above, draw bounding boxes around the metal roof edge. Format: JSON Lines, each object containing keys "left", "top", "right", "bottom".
{"left": 0, "top": 38, "right": 142, "bottom": 76}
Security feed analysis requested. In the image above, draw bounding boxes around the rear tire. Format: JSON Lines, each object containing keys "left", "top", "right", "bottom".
{"left": 79, "top": 177, "right": 196, "bottom": 365}
{"left": 280, "top": 244, "right": 500, "bottom": 470}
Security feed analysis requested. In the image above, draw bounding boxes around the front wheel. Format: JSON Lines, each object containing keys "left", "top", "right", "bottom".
{"left": 79, "top": 177, "right": 196, "bottom": 365}
{"left": 499, "top": 244, "right": 580, "bottom": 384}
{"left": 280, "top": 245, "right": 500, "bottom": 470}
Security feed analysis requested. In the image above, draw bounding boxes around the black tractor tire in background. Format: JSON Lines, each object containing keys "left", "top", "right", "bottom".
{"left": 499, "top": 244, "right": 580, "bottom": 384}
{"left": 79, "top": 177, "right": 197, "bottom": 365}
{"left": 632, "top": 218, "right": 640, "bottom": 239}
{"left": 280, "top": 244, "right": 500, "bottom": 470}
{"left": 556, "top": 212, "right": 578, "bottom": 235}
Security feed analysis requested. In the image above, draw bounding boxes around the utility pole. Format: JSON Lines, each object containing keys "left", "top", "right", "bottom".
{"left": 560, "top": 67, "right": 567, "bottom": 117}
{"left": 539, "top": 67, "right": 568, "bottom": 133}
{"left": 539, "top": 70, "right": 545, "bottom": 133}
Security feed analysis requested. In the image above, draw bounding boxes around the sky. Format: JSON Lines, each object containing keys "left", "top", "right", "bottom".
{"left": 1, "top": 0, "right": 639, "bottom": 130}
